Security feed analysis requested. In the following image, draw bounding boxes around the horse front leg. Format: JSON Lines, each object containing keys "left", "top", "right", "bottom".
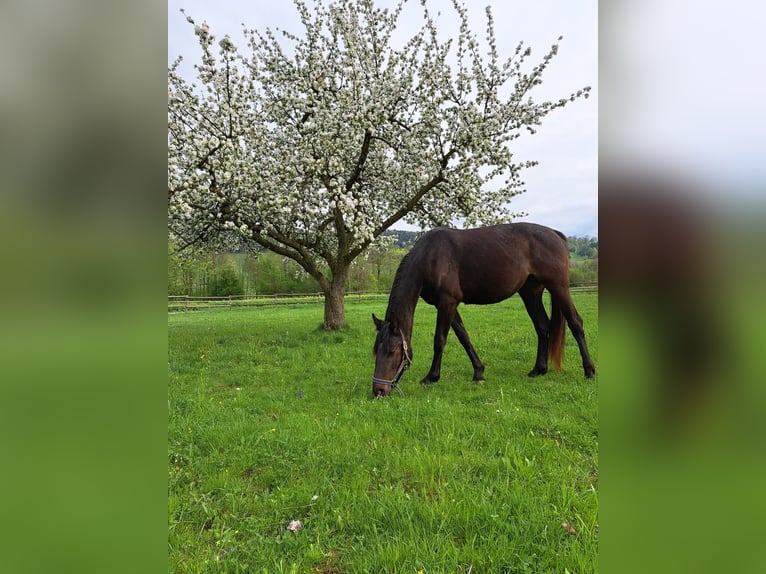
{"left": 421, "top": 303, "right": 457, "bottom": 386}
{"left": 451, "top": 310, "right": 485, "bottom": 382}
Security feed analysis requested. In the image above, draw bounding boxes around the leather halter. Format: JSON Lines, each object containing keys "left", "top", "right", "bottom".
{"left": 372, "top": 329, "right": 411, "bottom": 397}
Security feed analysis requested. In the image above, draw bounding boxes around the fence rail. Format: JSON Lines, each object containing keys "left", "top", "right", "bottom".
{"left": 168, "top": 291, "right": 389, "bottom": 312}
{"left": 168, "top": 283, "right": 597, "bottom": 313}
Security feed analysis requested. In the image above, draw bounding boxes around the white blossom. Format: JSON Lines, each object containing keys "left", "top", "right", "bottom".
{"left": 168, "top": 0, "right": 590, "bottom": 325}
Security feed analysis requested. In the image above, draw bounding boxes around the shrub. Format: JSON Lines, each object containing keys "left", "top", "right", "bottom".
{"left": 208, "top": 266, "right": 244, "bottom": 297}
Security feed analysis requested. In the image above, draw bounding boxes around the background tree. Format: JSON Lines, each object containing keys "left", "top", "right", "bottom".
{"left": 168, "top": 240, "right": 213, "bottom": 296}
{"left": 168, "top": 0, "right": 591, "bottom": 329}
{"left": 567, "top": 235, "right": 598, "bottom": 259}
{"left": 208, "top": 265, "right": 245, "bottom": 297}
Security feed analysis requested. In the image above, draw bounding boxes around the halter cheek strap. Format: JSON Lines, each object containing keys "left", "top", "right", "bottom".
{"left": 372, "top": 329, "right": 411, "bottom": 397}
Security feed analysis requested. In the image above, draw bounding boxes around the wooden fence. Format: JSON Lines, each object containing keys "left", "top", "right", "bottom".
{"left": 168, "top": 284, "right": 597, "bottom": 313}
{"left": 168, "top": 291, "right": 388, "bottom": 312}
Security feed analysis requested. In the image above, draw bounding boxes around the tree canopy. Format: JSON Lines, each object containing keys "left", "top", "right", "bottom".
{"left": 168, "top": 0, "right": 591, "bottom": 328}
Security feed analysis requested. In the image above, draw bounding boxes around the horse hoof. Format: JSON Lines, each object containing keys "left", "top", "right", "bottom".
{"left": 584, "top": 368, "right": 596, "bottom": 379}
{"left": 420, "top": 379, "right": 436, "bottom": 386}
{"left": 473, "top": 378, "right": 486, "bottom": 385}
{"left": 527, "top": 369, "right": 547, "bottom": 378}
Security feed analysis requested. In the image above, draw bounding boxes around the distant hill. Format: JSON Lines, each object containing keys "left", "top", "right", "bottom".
{"left": 384, "top": 230, "right": 599, "bottom": 255}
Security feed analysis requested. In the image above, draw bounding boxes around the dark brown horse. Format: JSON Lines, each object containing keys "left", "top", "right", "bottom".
{"left": 371, "top": 222, "right": 595, "bottom": 397}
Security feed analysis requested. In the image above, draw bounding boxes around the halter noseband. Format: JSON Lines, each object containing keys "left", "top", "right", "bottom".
{"left": 372, "top": 329, "right": 411, "bottom": 397}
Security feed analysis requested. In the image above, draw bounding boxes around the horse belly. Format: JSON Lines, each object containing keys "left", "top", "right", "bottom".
{"left": 461, "top": 276, "right": 525, "bottom": 305}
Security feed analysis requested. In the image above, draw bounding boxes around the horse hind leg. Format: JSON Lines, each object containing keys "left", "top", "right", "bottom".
{"left": 547, "top": 282, "right": 596, "bottom": 379}
{"left": 451, "top": 309, "right": 485, "bottom": 382}
{"left": 519, "top": 281, "right": 551, "bottom": 377}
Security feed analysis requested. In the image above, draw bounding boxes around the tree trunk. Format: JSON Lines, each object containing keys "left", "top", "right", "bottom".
{"left": 323, "top": 276, "right": 346, "bottom": 330}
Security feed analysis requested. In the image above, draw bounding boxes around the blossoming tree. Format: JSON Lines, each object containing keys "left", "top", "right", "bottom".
{"left": 168, "top": 0, "right": 590, "bottom": 329}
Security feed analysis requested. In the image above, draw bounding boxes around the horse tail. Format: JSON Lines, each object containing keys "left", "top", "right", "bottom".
{"left": 548, "top": 293, "right": 566, "bottom": 370}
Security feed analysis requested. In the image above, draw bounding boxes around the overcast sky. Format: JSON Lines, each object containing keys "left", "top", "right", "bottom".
{"left": 168, "top": 0, "right": 599, "bottom": 237}
{"left": 601, "top": 0, "right": 766, "bottom": 196}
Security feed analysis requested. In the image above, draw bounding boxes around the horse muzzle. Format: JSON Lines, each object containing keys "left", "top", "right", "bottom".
{"left": 371, "top": 376, "right": 405, "bottom": 398}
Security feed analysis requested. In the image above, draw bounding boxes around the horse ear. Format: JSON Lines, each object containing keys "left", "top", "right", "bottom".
{"left": 372, "top": 313, "right": 383, "bottom": 330}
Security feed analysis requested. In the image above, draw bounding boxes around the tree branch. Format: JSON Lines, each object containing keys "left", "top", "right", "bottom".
{"left": 377, "top": 149, "right": 455, "bottom": 232}
{"left": 249, "top": 224, "right": 331, "bottom": 291}
{"left": 347, "top": 150, "right": 455, "bottom": 260}
{"left": 345, "top": 128, "right": 372, "bottom": 191}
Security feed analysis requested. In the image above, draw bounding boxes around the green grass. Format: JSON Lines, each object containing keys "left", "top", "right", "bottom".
{"left": 168, "top": 293, "right": 598, "bottom": 573}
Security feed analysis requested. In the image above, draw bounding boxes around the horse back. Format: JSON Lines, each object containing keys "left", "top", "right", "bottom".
{"left": 416, "top": 223, "right": 569, "bottom": 304}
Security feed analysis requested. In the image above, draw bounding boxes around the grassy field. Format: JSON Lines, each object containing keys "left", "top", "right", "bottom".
{"left": 168, "top": 292, "right": 598, "bottom": 573}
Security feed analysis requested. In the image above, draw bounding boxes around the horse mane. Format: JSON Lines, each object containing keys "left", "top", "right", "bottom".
{"left": 386, "top": 251, "right": 414, "bottom": 318}
{"left": 374, "top": 250, "right": 418, "bottom": 355}
{"left": 383, "top": 246, "right": 423, "bottom": 332}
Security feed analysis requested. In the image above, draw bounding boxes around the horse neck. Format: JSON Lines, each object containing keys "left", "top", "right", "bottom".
{"left": 384, "top": 258, "right": 421, "bottom": 340}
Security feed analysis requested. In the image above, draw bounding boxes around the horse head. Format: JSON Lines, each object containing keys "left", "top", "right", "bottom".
{"left": 371, "top": 314, "right": 410, "bottom": 397}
